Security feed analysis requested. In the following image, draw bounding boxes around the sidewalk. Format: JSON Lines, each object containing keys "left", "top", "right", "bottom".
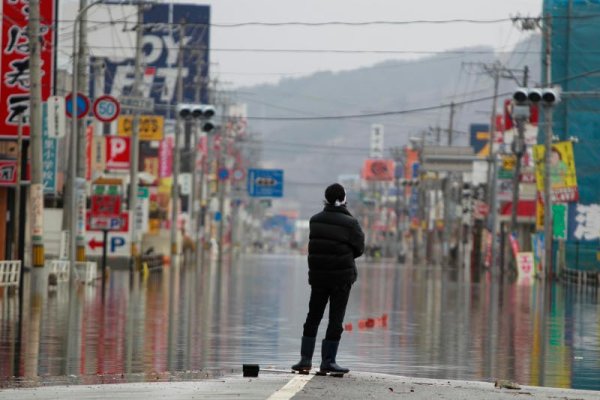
{"left": 1, "top": 370, "right": 598, "bottom": 400}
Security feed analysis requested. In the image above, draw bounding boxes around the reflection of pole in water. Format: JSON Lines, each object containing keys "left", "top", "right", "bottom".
{"left": 23, "top": 269, "right": 46, "bottom": 377}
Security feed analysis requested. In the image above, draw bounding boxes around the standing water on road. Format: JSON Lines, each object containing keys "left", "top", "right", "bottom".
{"left": 0, "top": 254, "right": 599, "bottom": 390}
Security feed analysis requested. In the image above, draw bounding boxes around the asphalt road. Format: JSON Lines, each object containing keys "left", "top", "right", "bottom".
{"left": 1, "top": 370, "right": 599, "bottom": 400}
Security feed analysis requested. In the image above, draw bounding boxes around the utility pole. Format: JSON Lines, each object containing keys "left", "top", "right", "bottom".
{"left": 486, "top": 62, "right": 501, "bottom": 273}
{"left": 74, "top": 0, "right": 89, "bottom": 262}
{"left": 29, "top": 0, "right": 45, "bottom": 268}
{"left": 128, "top": 5, "right": 144, "bottom": 265}
{"left": 13, "top": 117, "right": 24, "bottom": 260}
{"left": 543, "top": 15, "right": 554, "bottom": 278}
{"left": 170, "top": 23, "right": 185, "bottom": 269}
{"left": 390, "top": 147, "right": 405, "bottom": 262}
{"left": 190, "top": 49, "right": 203, "bottom": 267}
{"left": 217, "top": 106, "right": 229, "bottom": 266}
{"left": 447, "top": 102, "right": 455, "bottom": 146}
{"left": 511, "top": 66, "right": 529, "bottom": 232}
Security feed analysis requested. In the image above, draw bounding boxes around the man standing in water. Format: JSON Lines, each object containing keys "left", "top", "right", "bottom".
{"left": 292, "top": 183, "right": 365, "bottom": 375}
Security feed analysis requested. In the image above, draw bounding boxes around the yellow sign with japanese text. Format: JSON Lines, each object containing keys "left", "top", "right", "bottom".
{"left": 532, "top": 141, "right": 578, "bottom": 202}
{"left": 117, "top": 115, "right": 164, "bottom": 141}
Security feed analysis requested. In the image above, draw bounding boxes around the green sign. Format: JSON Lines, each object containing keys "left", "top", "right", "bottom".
{"left": 137, "top": 187, "right": 149, "bottom": 198}
{"left": 93, "top": 184, "right": 121, "bottom": 196}
{"left": 552, "top": 203, "right": 567, "bottom": 240}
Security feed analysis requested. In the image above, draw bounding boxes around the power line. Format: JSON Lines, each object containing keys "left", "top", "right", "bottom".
{"left": 79, "top": 44, "right": 546, "bottom": 55}
{"left": 240, "top": 92, "right": 510, "bottom": 121}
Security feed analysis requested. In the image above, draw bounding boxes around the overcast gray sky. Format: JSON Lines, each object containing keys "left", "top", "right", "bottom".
{"left": 59, "top": 0, "right": 543, "bottom": 88}
{"left": 200, "top": 0, "right": 544, "bottom": 87}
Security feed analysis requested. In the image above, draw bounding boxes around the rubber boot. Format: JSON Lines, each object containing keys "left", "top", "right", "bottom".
{"left": 319, "top": 339, "right": 349, "bottom": 374}
{"left": 291, "top": 336, "right": 316, "bottom": 372}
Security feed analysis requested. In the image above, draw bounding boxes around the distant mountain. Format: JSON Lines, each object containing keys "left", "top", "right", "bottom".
{"left": 238, "top": 35, "right": 541, "bottom": 218}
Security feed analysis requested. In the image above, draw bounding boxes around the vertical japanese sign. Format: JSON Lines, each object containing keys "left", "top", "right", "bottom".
{"left": 1, "top": 0, "right": 56, "bottom": 137}
{"left": 158, "top": 136, "right": 173, "bottom": 177}
{"left": 94, "top": 4, "right": 210, "bottom": 115}
{"left": 42, "top": 103, "right": 57, "bottom": 193}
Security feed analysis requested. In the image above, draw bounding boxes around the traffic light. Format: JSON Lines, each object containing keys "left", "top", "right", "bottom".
{"left": 176, "top": 103, "right": 215, "bottom": 132}
{"left": 512, "top": 87, "right": 560, "bottom": 107}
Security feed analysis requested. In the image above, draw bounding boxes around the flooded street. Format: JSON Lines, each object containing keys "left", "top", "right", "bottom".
{"left": 1, "top": 255, "right": 599, "bottom": 391}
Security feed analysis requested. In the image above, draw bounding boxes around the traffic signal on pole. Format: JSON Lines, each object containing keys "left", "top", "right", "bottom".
{"left": 513, "top": 87, "right": 560, "bottom": 107}
{"left": 176, "top": 103, "right": 215, "bottom": 132}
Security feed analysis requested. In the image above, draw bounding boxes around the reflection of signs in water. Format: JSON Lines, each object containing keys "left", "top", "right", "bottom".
{"left": 256, "top": 177, "right": 277, "bottom": 186}
{"left": 370, "top": 161, "right": 389, "bottom": 176}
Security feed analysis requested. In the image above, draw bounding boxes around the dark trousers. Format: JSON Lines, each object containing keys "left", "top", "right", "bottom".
{"left": 302, "top": 284, "right": 351, "bottom": 341}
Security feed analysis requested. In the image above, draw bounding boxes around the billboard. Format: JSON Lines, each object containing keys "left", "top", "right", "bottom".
{"left": 92, "top": 3, "right": 210, "bottom": 116}
{"left": 0, "top": 0, "right": 56, "bottom": 137}
{"left": 532, "top": 140, "right": 578, "bottom": 203}
{"left": 362, "top": 159, "right": 394, "bottom": 181}
{"left": 469, "top": 123, "right": 490, "bottom": 158}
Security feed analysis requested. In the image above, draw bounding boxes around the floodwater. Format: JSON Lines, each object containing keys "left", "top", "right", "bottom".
{"left": 0, "top": 254, "right": 599, "bottom": 391}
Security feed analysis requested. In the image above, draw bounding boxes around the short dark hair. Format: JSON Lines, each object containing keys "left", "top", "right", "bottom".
{"left": 325, "top": 183, "right": 345, "bottom": 204}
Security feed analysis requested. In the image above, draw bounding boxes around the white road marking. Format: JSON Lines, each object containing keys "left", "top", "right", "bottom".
{"left": 266, "top": 374, "right": 315, "bottom": 400}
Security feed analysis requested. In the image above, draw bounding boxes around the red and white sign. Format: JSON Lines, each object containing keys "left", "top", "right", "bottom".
{"left": 158, "top": 136, "right": 173, "bottom": 177}
{"left": 0, "top": 159, "right": 30, "bottom": 186}
{"left": 92, "top": 95, "right": 120, "bottom": 123}
{"left": 86, "top": 211, "right": 129, "bottom": 233}
{"left": 105, "top": 136, "right": 130, "bottom": 170}
{"left": 0, "top": 0, "right": 56, "bottom": 137}
{"left": 473, "top": 201, "right": 490, "bottom": 219}
{"left": 232, "top": 168, "right": 245, "bottom": 182}
{"left": 85, "top": 125, "right": 93, "bottom": 180}
{"left": 91, "top": 194, "right": 122, "bottom": 217}
{"left": 516, "top": 252, "right": 535, "bottom": 285}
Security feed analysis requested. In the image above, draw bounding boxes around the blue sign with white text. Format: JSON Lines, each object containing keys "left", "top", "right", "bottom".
{"left": 91, "top": 4, "right": 211, "bottom": 116}
{"left": 42, "top": 103, "right": 57, "bottom": 194}
{"left": 247, "top": 169, "right": 284, "bottom": 198}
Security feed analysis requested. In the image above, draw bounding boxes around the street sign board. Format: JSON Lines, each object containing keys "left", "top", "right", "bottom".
{"left": 218, "top": 168, "right": 229, "bottom": 181}
{"left": 46, "top": 96, "right": 66, "bottom": 138}
{"left": 89, "top": 215, "right": 124, "bottom": 231}
{"left": 86, "top": 230, "right": 131, "bottom": 257}
{"left": 117, "top": 115, "right": 164, "bottom": 140}
{"left": 118, "top": 96, "right": 154, "bottom": 112}
{"left": 86, "top": 211, "right": 129, "bottom": 233}
{"left": 65, "top": 92, "right": 90, "bottom": 119}
{"left": 105, "top": 136, "right": 131, "bottom": 170}
{"left": 247, "top": 169, "right": 284, "bottom": 198}
{"left": 91, "top": 194, "right": 121, "bottom": 217}
{"left": 232, "top": 168, "right": 245, "bottom": 182}
{"left": 93, "top": 95, "right": 120, "bottom": 123}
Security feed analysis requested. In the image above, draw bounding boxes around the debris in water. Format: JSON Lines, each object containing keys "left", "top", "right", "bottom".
{"left": 494, "top": 380, "right": 521, "bottom": 390}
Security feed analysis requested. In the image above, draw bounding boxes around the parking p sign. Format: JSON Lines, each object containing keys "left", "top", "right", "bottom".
{"left": 93, "top": 95, "right": 121, "bottom": 123}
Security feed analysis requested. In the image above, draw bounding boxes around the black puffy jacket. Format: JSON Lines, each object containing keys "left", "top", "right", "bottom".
{"left": 307, "top": 204, "right": 365, "bottom": 287}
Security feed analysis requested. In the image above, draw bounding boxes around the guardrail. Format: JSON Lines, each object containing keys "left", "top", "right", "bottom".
{"left": 75, "top": 261, "right": 97, "bottom": 284}
{"left": 46, "top": 260, "right": 98, "bottom": 284}
{"left": 0, "top": 260, "right": 21, "bottom": 287}
{"left": 47, "top": 260, "right": 70, "bottom": 283}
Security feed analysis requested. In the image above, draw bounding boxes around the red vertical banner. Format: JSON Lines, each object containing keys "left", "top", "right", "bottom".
{"left": 0, "top": 0, "right": 56, "bottom": 137}
{"left": 158, "top": 136, "right": 173, "bottom": 178}
{"left": 85, "top": 125, "right": 93, "bottom": 180}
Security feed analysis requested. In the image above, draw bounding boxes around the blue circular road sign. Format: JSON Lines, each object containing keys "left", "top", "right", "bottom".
{"left": 65, "top": 92, "right": 90, "bottom": 119}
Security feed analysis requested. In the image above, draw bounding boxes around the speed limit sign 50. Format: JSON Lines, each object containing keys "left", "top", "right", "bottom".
{"left": 93, "top": 95, "right": 121, "bottom": 123}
